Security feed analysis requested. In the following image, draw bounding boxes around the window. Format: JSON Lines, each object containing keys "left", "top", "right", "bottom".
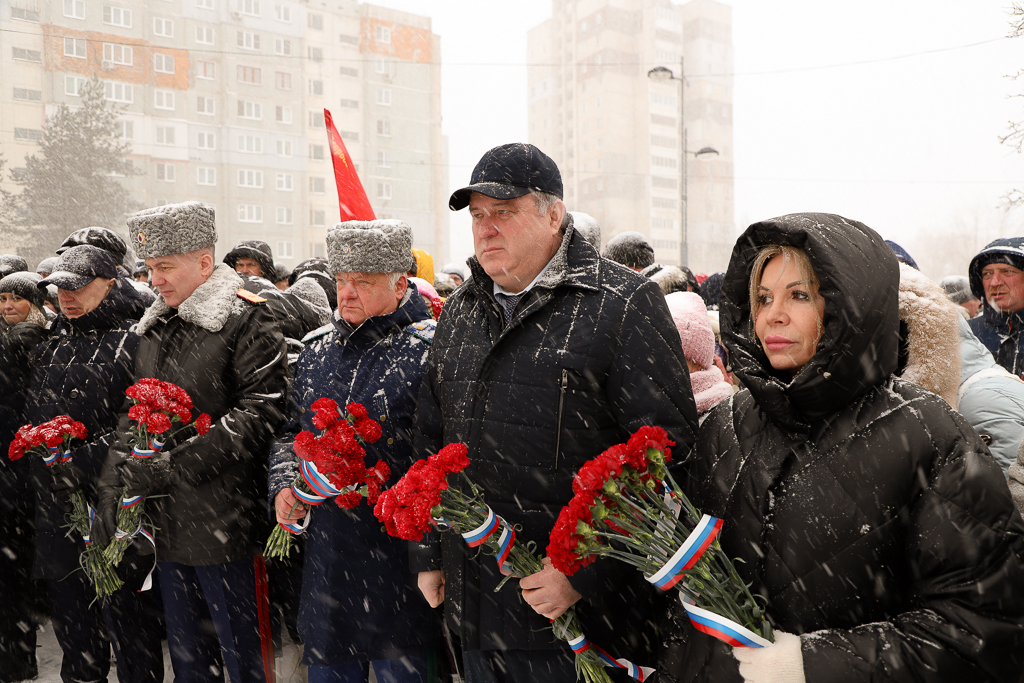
{"left": 339, "top": 130, "right": 359, "bottom": 142}
{"left": 276, "top": 173, "right": 293, "bottom": 191}
{"left": 240, "top": 0, "right": 260, "bottom": 16}
{"left": 65, "top": 76, "right": 87, "bottom": 96}
{"left": 274, "top": 5, "right": 291, "bottom": 22}
{"left": 237, "top": 100, "right": 262, "bottom": 120}
{"left": 12, "top": 48, "right": 42, "bottom": 62}
{"left": 13, "top": 128, "right": 42, "bottom": 141}
{"left": 197, "top": 0, "right": 214, "bottom": 8}
{"left": 275, "top": 106, "right": 292, "bottom": 124}
{"left": 154, "top": 54, "right": 175, "bottom": 73}
{"left": 277, "top": 241, "right": 293, "bottom": 258}
{"left": 377, "top": 151, "right": 389, "bottom": 168}
{"left": 275, "top": 72, "right": 292, "bottom": 90}
{"left": 238, "top": 135, "right": 263, "bottom": 153}
{"left": 103, "top": 43, "right": 133, "bottom": 65}
{"left": 376, "top": 119, "right": 391, "bottom": 137}
{"left": 102, "top": 6, "right": 132, "bottom": 27}
{"left": 12, "top": 8, "right": 41, "bottom": 21}
{"left": 309, "top": 111, "right": 324, "bottom": 128}
{"left": 377, "top": 182, "right": 392, "bottom": 200}
{"left": 376, "top": 89, "right": 391, "bottom": 106}
{"left": 375, "top": 57, "right": 389, "bottom": 74}
{"left": 339, "top": 98, "right": 359, "bottom": 109}
{"left": 197, "top": 61, "right": 216, "bottom": 79}
{"left": 339, "top": 34, "right": 359, "bottom": 45}
{"left": 309, "top": 144, "right": 324, "bottom": 161}
{"left": 309, "top": 177, "right": 325, "bottom": 194}
{"left": 274, "top": 38, "right": 291, "bottom": 55}
{"left": 651, "top": 155, "right": 677, "bottom": 168}
{"left": 340, "top": 66, "right": 358, "bottom": 77}
{"left": 238, "top": 169, "right": 263, "bottom": 188}
{"left": 196, "top": 26, "right": 215, "bottom": 44}
{"left": 104, "top": 81, "right": 133, "bottom": 103}
{"left": 197, "top": 131, "right": 215, "bottom": 149}
{"left": 197, "top": 167, "right": 217, "bottom": 185}
{"left": 64, "top": 37, "right": 87, "bottom": 59}
{"left": 237, "top": 31, "right": 260, "bottom": 50}
{"left": 238, "top": 205, "right": 263, "bottom": 223}
{"left": 308, "top": 46, "right": 323, "bottom": 62}
{"left": 156, "top": 163, "right": 176, "bottom": 182}
{"left": 310, "top": 210, "right": 325, "bottom": 226}
{"left": 276, "top": 140, "right": 292, "bottom": 156}
{"left": 375, "top": 25, "right": 391, "bottom": 44}
{"left": 155, "top": 126, "right": 176, "bottom": 145}
{"left": 154, "top": 90, "right": 175, "bottom": 110}
{"left": 153, "top": 18, "right": 174, "bottom": 37}
{"left": 117, "top": 120, "right": 134, "bottom": 139}
{"left": 308, "top": 13, "right": 323, "bottom": 30}
{"left": 237, "top": 66, "right": 262, "bottom": 85}
{"left": 64, "top": 0, "right": 85, "bottom": 19}
{"left": 276, "top": 207, "right": 293, "bottom": 224}
{"left": 308, "top": 80, "right": 323, "bottom": 96}
{"left": 197, "top": 96, "right": 215, "bottom": 115}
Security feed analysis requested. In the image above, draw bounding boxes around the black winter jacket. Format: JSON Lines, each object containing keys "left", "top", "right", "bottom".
{"left": 0, "top": 322, "right": 49, "bottom": 513}
{"left": 657, "top": 214, "right": 1024, "bottom": 683}
{"left": 25, "top": 279, "right": 146, "bottom": 578}
{"left": 413, "top": 223, "right": 698, "bottom": 657}
{"left": 98, "top": 265, "right": 289, "bottom": 565}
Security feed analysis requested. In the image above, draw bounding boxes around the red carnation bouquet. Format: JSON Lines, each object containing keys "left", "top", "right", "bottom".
{"left": 264, "top": 398, "right": 389, "bottom": 560}
{"left": 374, "top": 444, "right": 640, "bottom": 683}
{"left": 103, "top": 378, "right": 210, "bottom": 568}
{"left": 9, "top": 416, "right": 123, "bottom": 598}
{"left": 548, "top": 427, "right": 773, "bottom": 650}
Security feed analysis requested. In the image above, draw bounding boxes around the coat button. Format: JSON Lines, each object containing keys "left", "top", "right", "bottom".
{"left": 69, "top": 389, "right": 81, "bottom": 399}
{"left": 379, "top": 415, "right": 386, "bottom": 422}
{"left": 387, "top": 438, "right": 394, "bottom": 445}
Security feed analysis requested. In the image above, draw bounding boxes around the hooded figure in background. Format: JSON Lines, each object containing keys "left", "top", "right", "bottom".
{"left": 657, "top": 213, "right": 1024, "bottom": 683}
{"left": 967, "top": 237, "right": 1024, "bottom": 377}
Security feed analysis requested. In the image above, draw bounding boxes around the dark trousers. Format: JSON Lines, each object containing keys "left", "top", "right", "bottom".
{"left": 47, "top": 548, "right": 164, "bottom": 683}
{"left": 159, "top": 557, "right": 274, "bottom": 683}
{"left": 0, "top": 505, "right": 37, "bottom": 683}
{"left": 307, "top": 649, "right": 431, "bottom": 683}
{"left": 463, "top": 649, "right": 578, "bottom": 683}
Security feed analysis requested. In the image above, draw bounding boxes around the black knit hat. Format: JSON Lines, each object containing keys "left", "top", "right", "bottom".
{"left": 604, "top": 232, "right": 655, "bottom": 270}
{"left": 0, "top": 271, "right": 46, "bottom": 311}
{"left": 0, "top": 254, "right": 28, "bottom": 279}
{"left": 449, "top": 143, "right": 562, "bottom": 211}
{"left": 224, "top": 240, "right": 275, "bottom": 277}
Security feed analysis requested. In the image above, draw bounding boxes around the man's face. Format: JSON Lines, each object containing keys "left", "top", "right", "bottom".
{"left": 234, "top": 257, "right": 263, "bottom": 278}
{"left": 469, "top": 193, "right": 564, "bottom": 293}
{"left": 146, "top": 252, "right": 213, "bottom": 308}
{"left": 59, "top": 277, "right": 114, "bottom": 318}
{"left": 981, "top": 262, "right": 1024, "bottom": 313}
{"left": 335, "top": 272, "right": 406, "bottom": 326}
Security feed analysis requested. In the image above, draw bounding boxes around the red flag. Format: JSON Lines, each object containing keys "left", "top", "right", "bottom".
{"left": 325, "top": 108, "right": 375, "bottom": 221}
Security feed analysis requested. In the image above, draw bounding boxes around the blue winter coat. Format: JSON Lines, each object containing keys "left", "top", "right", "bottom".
{"left": 967, "top": 236, "right": 1024, "bottom": 378}
{"left": 24, "top": 278, "right": 147, "bottom": 578}
{"left": 268, "top": 291, "right": 441, "bottom": 665}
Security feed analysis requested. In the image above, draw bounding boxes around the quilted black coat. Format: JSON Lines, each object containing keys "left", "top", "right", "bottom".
{"left": 656, "top": 214, "right": 1024, "bottom": 682}
{"left": 412, "top": 221, "right": 699, "bottom": 659}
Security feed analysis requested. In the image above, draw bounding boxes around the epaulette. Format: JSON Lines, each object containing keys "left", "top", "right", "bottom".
{"left": 301, "top": 323, "right": 334, "bottom": 343}
{"left": 403, "top": 319, "right": 436, "bottom": 344}
{"left": 236, "top": 288, "right": 267, "bottom": 304}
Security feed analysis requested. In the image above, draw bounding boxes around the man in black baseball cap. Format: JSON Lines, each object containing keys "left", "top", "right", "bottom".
{"left": 448, "top": 142, "right": 562, "bottom": 211}
{"left": 40, "top": 245, "right": 119, "bottom": 318}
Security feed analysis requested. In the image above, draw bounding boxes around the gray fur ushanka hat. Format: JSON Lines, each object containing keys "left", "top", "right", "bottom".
{"left": 127, "top": 201, "right": 216, "bottom": 259}
{"left": 327, "top": 220, "right": 415, "bottom": 274}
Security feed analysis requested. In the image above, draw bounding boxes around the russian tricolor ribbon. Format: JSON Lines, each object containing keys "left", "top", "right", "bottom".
{"left": 567, "top": 634, "right": 655, "bottom": 681}
{"left": 44, "top": 446, "right": 61, "bottom": 466}
{"left": 83, "top": 505, "right": 95, "bottom": 546}
{"left": 294, "top": 459, "right": 343, "bottom": 504}
{"left": 132, "top": 446, "right": 157, "bottom": 459}
{"left": 679, "top": 595, "right": 771, "bottom": 648}
{"left": 111, "top": 515, "right": 157, "bottom": 593}
{"left": 459, "top": 506, "right": 518, "bottom": 573}
{"left": 495, "top": 524, "right": 515, "bottom": 574}
{"left": 646, "top": 514, "right": 723, "bottom": 591}
{"left": 462, "top": 506, "right": 499, "bottom": 547}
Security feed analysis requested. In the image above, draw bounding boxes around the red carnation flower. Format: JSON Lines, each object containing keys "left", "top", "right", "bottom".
{"left": 346, "top": 403, "right": 369, "bottom": 421}
{"left": 8, "top": 434, "right": 28, "bottom": 461}
{"left": 293, "top": 430, "right": 317, "bottom": 461}
{"left": 353, "top": 418, "right": 382, "bottom": 443}
{"left": 196, "top": 413, "right": 212, "bottom": 435}
{"left": 572, "top": 453, "right": 623, "bottom": 495}
{"left": 336, "top": 491, "right": 362, "bottom": 509}
{"left": 70, "top": 421, "right": 88, "bottom": 440}
{"left": 146, "top": 412, "right": 172, "bottom": 434}
{"left": 429, "top": 443, "right": 470, "bottom": 475}
{"left": 625, "top": 426, "right": 674, "bottom": 465}
{"left": 311, "top": 403, "right": 340, "bottom": 430}
{"left": 369, "top": 459, "right": 391, "bottom": 484}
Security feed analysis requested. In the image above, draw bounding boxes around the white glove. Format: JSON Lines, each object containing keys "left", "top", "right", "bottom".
{"left": 732, "top": 631, "right": 805, "bottom": 683}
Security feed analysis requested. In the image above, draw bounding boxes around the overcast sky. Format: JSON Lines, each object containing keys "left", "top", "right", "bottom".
{"left": 366, "top": 0, "right": 1024, "bottom": 273}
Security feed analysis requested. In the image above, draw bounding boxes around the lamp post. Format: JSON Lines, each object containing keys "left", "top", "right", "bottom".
{"left": 648, "top": 59, "right": 718, "bottom": 269}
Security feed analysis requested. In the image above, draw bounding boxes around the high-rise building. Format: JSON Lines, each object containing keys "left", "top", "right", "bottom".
{"left": 0, "top": 0, "right": 447, "bottom": 270}
{"left": 528, "top": 0, "right": 733, "bottom": 274}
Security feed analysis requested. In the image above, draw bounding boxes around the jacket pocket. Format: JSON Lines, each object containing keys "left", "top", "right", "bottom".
{"left": 554, "top": 368, "right": 568, "bottom": 471}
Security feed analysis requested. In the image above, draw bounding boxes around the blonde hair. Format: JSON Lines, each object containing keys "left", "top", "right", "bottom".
{"left": 748, "top": 245, "right": 822, "bottom": 325}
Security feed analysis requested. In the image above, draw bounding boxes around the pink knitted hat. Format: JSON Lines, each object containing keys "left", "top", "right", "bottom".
{"left": 665, "top": 291, "right": 715, "bottom": 370}
{"left": 409, "top": 276, "right": 439, "bottom": 301}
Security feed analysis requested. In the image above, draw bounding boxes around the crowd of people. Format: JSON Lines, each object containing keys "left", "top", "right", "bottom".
{"left": 1, "top": 141, "right": 1023, "bottom": 683}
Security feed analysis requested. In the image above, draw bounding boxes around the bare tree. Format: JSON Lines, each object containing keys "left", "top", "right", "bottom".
{"left": 1001, "top": 3, "right": 1024, "bottom": 207}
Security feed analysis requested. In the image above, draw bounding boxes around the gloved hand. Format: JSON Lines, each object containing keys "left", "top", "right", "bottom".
{"left": 117, "top": 453, "right": 178, "bottom": 498}
{"left": 733, "top": 631, "right": 805, "bottom": 683}
{"left": 50, "top": 460, "right": 84, "bottom": 497}
{"left": 90, "top": 487, "right": 118, "bottom": 550}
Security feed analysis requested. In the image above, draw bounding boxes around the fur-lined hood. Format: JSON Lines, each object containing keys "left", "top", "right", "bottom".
{"left": 135, "top": 264, "right": 245, "bottom": 335}
{"left": 897, "top": 262, "right": 961, "bottom": 406}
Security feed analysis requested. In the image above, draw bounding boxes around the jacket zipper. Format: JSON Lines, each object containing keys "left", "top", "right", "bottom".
{"left": 554, "top": 368, "right": 568, "bottom": 471}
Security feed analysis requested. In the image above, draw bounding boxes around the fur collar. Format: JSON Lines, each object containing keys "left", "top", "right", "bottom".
{"left": 135, "top": 265, "right": 244, "bottom": 335}
{"left": 897, "top": 263, "right": 961, "bottom": 406}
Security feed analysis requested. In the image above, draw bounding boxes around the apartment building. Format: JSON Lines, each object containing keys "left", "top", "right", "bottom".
{"left": 0, "top": 0, "right": 446, "bottom": 269}
{"left": 528, "top": 0, "right": 734, "bottom": 274}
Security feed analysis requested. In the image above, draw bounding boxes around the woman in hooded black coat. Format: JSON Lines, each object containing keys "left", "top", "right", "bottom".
{"left": 656, "top": 213, "right": 1024, "bottom": 683}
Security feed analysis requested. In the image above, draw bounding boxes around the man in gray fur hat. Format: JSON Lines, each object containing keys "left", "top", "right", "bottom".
{"left": 93, "top": 200, "right": 289, "bottom": 683}
{"left": 270, "top": 219, "right": 441, "bottom": 681}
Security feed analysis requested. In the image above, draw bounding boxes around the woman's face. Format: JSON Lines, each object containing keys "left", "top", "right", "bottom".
{"left": 0, "top": 293, "right": 32, "bottom": 325}
{"left": 754, "top": 253, "right": 825, "bottom": 376}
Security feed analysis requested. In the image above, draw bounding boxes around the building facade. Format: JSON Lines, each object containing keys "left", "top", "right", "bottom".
{"left": 528, "top": 0, "right": 733, "bottom": 274}
{"left": 0, "top": 0, "right": 446, "bottom": 270}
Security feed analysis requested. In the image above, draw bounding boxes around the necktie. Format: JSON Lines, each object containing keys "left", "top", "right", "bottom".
{"left": 498, "top": 292, "right": 522, "bottom": 326}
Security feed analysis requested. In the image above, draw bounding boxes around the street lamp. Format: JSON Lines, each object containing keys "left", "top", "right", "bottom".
{"left": 648, "top": 60, "right": 719, "bottom": 269}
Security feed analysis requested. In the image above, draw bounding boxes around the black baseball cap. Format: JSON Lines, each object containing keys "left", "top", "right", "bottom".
{"left": 449, "top": 143, "right": 563, "bottom": 211}
{"left": 40, "top": 245, "right": 118, "bottom": 291}
{"left": 56, "top": 227, "right": 129, "bottom": 265}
